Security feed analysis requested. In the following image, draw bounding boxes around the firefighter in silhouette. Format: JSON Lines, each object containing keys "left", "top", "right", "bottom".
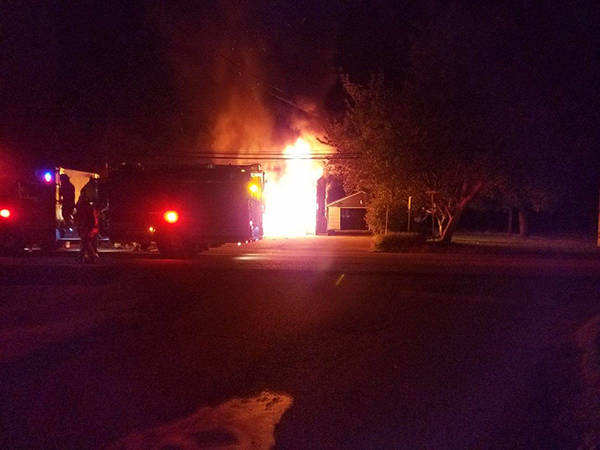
{"left": 75, "top": 176, "right": 100, "bottom": 262}
{"left": 59, "top": 174, "right": 75, "bottom": 228}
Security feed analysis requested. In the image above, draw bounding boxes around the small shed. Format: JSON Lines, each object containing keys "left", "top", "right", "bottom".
{"left": 326, "top": 191, "right": 368, "bottom": 232}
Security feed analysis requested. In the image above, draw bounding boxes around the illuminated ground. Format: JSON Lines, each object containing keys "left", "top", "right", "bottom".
{"left": 1, "top": 236, "right": 599, "bottom": 448}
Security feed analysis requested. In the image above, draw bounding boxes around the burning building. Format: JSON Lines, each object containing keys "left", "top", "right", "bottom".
{"left": 157, "top": 2, "right": 338, "bottom": 237}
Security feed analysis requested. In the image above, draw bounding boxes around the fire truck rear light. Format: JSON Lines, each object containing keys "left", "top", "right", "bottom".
{"left": 163, "top": 210, "right": 179, "bottom": 223}
{"left": 0, "top": 209, "right": 10, "bottom": 218}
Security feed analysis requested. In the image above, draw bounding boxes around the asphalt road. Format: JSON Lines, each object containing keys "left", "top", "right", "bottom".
{"left": 1, "top": 236, "right": 600, "bottom": 449}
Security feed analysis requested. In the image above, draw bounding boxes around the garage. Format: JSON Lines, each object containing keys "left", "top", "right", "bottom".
{"left": 326, "top": 191, "right": 368, "bottom": 232}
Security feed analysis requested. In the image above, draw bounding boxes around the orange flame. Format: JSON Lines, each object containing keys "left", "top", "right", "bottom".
{"left": 263, "top": 137, "right": 323, "bottom": 237}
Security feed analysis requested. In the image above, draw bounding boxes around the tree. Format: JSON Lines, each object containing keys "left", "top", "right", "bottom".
{"left": 325, "top": 8, "right": 499, "bottom": 242}
{"left": 323, "top": 74, "right": 415, "bottom": 234}
{"left": 327, "top": 2, "right": 588, "bottom": 240}
{"left": 324, "top": 71, "right": 495, "bottom": 241}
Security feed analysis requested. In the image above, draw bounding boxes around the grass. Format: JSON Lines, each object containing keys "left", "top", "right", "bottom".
{"left": 452, "top": 232, "right": 599, "bottom": 253}
{"left": 373, "top": 231, "right": 600, "bottom": 255}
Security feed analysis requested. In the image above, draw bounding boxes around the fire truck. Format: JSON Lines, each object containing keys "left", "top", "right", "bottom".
{"left": 0, "top": 163, "right": 264, "bottom": 258}
{"left": 0, "top": 166, "right": 100, "bottom": 255}
{"left": 104, "top": 163, "right": 265, "bottom": 258}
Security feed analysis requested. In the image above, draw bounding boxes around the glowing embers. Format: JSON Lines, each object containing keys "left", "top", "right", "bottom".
{"left": 263, "top": 138, "right": 323, "bottom": 237}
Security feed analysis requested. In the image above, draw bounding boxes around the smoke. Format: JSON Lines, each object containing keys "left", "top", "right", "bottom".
{"left": 211, "top": 47, "right": 275, "bottom": 152}
{"left": 153, "top": 1, "right": 338, "bottom": 155}
{"left": 152, "top": 3, "right": 340, "bottom": 237}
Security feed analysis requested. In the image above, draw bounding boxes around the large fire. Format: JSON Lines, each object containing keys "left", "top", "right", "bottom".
{"left": 262, "top": 137, "right": 324, "bottom": 237}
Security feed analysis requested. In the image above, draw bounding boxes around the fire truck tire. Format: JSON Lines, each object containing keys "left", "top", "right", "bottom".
{"left": 40, "top": 240, "right": 61, "bottom": 254}
{"left": 0, "top": 231, "right": 26, "bottom": 256}
{"left": 157, "top": 238, "right": 196, "bottom": 259}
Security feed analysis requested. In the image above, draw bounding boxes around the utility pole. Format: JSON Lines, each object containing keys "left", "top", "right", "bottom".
{"left": 385, "top": 205, "right": 389, "bottom": 235}
{"left": 407, "top": 196, "right": 412, "bottom": 232}
{"left": 426, "top": 190, "right": 438, "bottom": 238}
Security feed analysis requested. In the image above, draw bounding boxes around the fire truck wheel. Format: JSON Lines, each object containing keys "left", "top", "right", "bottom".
{"left": 0, "top": 231, "right": 26, "bottom": 256}
{"left": 40, "top": 240, "right": 61, "bottom": 254}
{"left": 157, "top": 238, "right": 196, "bottom": 259}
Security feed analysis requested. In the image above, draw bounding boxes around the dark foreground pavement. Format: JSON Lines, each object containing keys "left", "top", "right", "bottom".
{"left": 1, "top": 237, "right": 600, "bottom": 448}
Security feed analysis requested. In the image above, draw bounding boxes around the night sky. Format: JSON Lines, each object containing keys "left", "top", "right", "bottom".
{"left": 1, "top": 1, "right": 598, "bottom": 228}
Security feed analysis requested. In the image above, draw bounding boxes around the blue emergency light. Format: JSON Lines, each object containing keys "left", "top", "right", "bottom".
{"left": 43, "top": 171, "right": 53, "bottom": 183}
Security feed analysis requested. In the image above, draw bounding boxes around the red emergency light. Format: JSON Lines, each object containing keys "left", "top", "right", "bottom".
{"left": 163, "top": 210, "right": 179, "bottom": 224}
{"left": 0, "top": 208, "right": 11, "bottom": 219}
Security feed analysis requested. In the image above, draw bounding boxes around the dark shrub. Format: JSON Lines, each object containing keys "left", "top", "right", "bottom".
{"left": 373, "top": 232, "right": 426, "bottom": 252}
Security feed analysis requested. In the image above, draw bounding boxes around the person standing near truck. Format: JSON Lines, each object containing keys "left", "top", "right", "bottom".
{"left": 75, "top": 177, "right": 100, "bottom": 262}
{"left": 59, "top": 174, "right": 75, "bottom": 227}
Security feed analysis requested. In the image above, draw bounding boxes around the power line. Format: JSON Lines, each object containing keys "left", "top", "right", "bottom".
{"left": 188, "top": 153, "right": 349, "bottom": 157}
{"left": 166, "top": 156, "right": 358, "bottom": 160}
{"left": 147, "top": 153, "right": 359, "bottom": 161}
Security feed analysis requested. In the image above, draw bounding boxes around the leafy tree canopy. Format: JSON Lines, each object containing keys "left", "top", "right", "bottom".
{"left": 323, "top": 3, "right": 577, "bottom": 240}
